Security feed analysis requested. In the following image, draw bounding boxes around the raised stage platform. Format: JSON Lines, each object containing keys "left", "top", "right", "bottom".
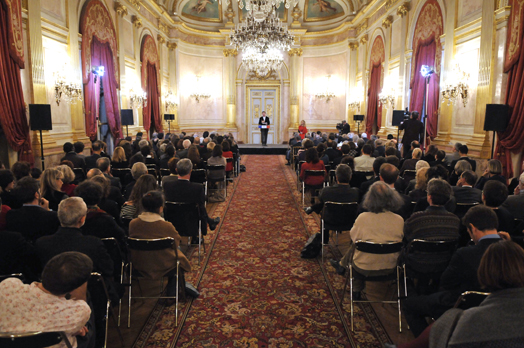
{"left": 238, "top": 144, "right": 288, "bottom": 155}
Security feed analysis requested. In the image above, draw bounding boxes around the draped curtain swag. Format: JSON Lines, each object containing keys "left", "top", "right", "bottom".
{"left": 409, "top": 0, "right": 443, "bottom": 139}
{"left": 366, "top": 36, "right": 384, "bottom": 134}
{"left": 0, "top": 0, "right": 33, "bottom": 163}
{"left": 141, "top": 35, "right": 162, "bottom": 132}
{"left": 496, "top": 0, "right": 524, "bottom": 178}
{"left": 80, "top": 0, "right": 121, "bottom": 141}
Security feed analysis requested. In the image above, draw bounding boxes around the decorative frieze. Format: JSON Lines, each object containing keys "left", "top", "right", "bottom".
{"left": 223, "top": 49, "right": 238, "bottom": 57}
{"left": 357, "top": 20, "right": 368, "bottom": 35}
{"left": 129, "top": 0, "right": 141, "bottom": 10}
{"left": 288, "top": 48, "right": 303, "bottom": 56}
{"left": 360, "top": 35, "right": 368, "bottom": 45}
{"left": 159, "top": 22, "right": 168, "bottom": 34}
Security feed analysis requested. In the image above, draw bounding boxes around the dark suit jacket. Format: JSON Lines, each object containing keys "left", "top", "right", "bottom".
{"left": 452, "top": 186, "right": 482, "bottom": 204}
{"left": 450, "top": 157, "right": 477, "bottom": 172}
{"left": 399, "top": 159, "right": 419, "bottom": 176}
{"left": 82, "top": 209, "right": 127, "bottom": 251}
{"left": 438, "top": 237, "right": 502, "bottom": 306}
{"left": 177, "top": 148, "right": 189, "bottom": 159}
{"left": 123, "top": 180, "right": 136, "bottom": 201}
{"left": 258, "top": 116, "right": 270, "bottom": 125}
{"left": 60, "top": 152, "right": 86, "bottom": 170}
{"left": 0, "top": 231, "right": 40, "bottom": 280}
{"left": 104, "top": 173, "right": 122, "bottom": 190}
{"left": 359, "top": 176, "right": 379, "bottom": 201}
{"left": 6, "top": 205, "right": 60, "bottom": 242}
{"left": 311, "top": 184, "right": 359, "bottom": 219}
{"left": 85, "top": 154, "right": 101, "bottom": 170}
{"left": 35, "top": 227, "right": 114, "bottom": 277}
{"left": 163, "top": 179, "right": 209, "bottom": 235}
{"left": 324, "top": 148, "right": 342, "bottom": 162}
{"left": 502, "top": 194, "right": 524, "bottom": 221}
{"left": 399, "top": 119, "right": 424, "bottom": 147}
{"left": 341, "top": 123, "right": 350, "bottom": 134}
{"left": 494, "top": 207, "right": 517, "bottom": 234}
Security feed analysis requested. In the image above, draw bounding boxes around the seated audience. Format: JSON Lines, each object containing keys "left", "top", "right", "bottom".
{"left": 128, "top": 191, "right": 192, "bottom": 301}
{"left": 121, "top": 174, "right": 158, "bottom": 221}
{"left": 31, "top": 167, "right": 42, "bottom": 180}
{"left": 399, "top": 148, "right": 422, "bottom": 176}
{"left": 475, "top": 159, "right": 506, "bottom": 190}
{"left": 0, "top": 252, "right": 94, "bottom": 348}
{"left": 61, "top": 142, "right": 86, "bottom": 171}
{"left": 300, "top": 147, "right": 326, "bottom": 188}
{"left": 449, "top": 158, "right": 472, "bottom": 186}
{"left": 324, "top": 140, "right": 341, "bottom": 162}
{"left": 412, "top": 165, "right": 455, "bottom": 213}
{"left": 482, "top": 180, "right": 515, "bottom": 234}
{"left": 207, "top": 144, "right": 227, "bottom": 200}
{"left": 453, "top": 170, "right": 482, "bottom": 204}
{"left": 402, "top": 205, "right": 501, "bottom": 337}
{"left": 163, "top": 159, "right": 220, "bottom": 243}
{"left": 111, "top": 146, "right": 128, "bottom": 168}
{"left": 57, "top": 164, "right": 77, "bottom": 197}
{"left": 0, "top": 196, "right": 9, "bottom": 231}
{"left": 422, "top": 144, "right": 438, "bottom": 163}
{"left": 449, "top": 145, "right": 476, "bottom": 173}
{"left": 188, "top": 144, "right": 204, "bottom": 169}
{"left": 404, "top": 160, "right": 430, "bottom": 195}
{"left": 407, "top": 167, "right": 429, "bottom": 202}
{"left": 85, "top": 141, "right": 102, "bottom": 171}
{"left": 6, "top": 177, "right": 60, "bottom": 242}
{"left": 160, "top": 145, "right": 176, "bottom": 169}
{"left": 177, "top": 139, "right": 191, "bottom": 159}
{"left": 332, "top": 144, "right": 350, "bottom": 167}
{"left": 41, "top": 168, "right": 68, "bottom": 211}
{"left": 11, "top": 161, "right": 31, "bottom": 181}
{"left": 378, "top": 164, "right": 412, "bottom": 220}
{"left": 444, "top": 142, "right": 462, "bottom": 166}
{"left": 358, "top": 157, "right": 387, "bottom": 199}
{"left": 124, "top": 162, "right": 148, "bottom": 201}
{"left": 329, "top": 182, "right": 405, "bottom": 299}
{"left": 502, "top": 171, "right": 524, "bottom": 221}
{"left": 97, "top": 157, "right": 121, "bottom": 190}
{"left": 353, "top": 144, "right": 374, "bottom": 172}
{"left": 0, "top": 169, "right": 17, "bottom": 208}
{"left": 89, "top": 175, "right": 121, "bottom": 223}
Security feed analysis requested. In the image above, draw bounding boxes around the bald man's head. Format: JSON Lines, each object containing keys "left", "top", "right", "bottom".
{"left": 86, "top": 168, "right": 102, "bottom": 180}
{"left": 379, "top": 163, "right": 399, "bottom": 185}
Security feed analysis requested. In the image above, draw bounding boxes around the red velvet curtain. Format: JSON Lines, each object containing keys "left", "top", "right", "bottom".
{"left": 366, "top": 63, "right": 382, "bottom": 134}
{"left": 496, "top": 41, "right": 524, "bottom": 178}
{"left": 143, "top": 63, "right": 162, "bottom": 133}
{"left": 0, "top": 1, "right": 33, "bottom": 163}
{"left": 409, "top": 37, "right": 439, "bottom": 139}
{"left": 83, "top": 37, "right": 121, "bottom": 141}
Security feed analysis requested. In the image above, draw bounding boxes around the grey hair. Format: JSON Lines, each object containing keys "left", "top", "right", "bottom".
{"left": 138, "top": 139, "right": 149, "bottom": 148}
{"left": 176, "top": 158, "right": 193, "bottom": 176}
{"left": 159, "top": 143, "right": 167, "bottom": 154}
{"left": 454, "top": 142, "right": 463, "bottom": 151}
{"left": 131, "top": 162, "right": 148, "bottom": 180}
{"left": 58, "top": 197, "right": 87, "bottom": 227}
{"left": 362, "top": 181, "right": 404, "bottom": 214}
{"left": 454, "top": 159, "right": 472, "bottom": 175}
{"left": 416, "top": 160, "right": 430, "bottom": 172}
{"left": 357, "top": 139, "right": 365, "bottom": 147}
{"left": 183, "top": 139, "right": 191, "bottom": 149}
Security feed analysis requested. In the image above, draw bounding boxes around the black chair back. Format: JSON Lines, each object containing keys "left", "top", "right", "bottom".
{"left": 127, "top": 237, "right": 175, "bottom": 251}
{"left": 164, "top": 202, "right": 200, "bottom": 237}
{"left": 0, "top": 332, "right": 71, "bottom": 348}
{"left": 323, "top": 202, "right": 358, "bottom": 230}
{"left": 112, "top": 168, "right": 132, "bottom": 186}
{"left": 407, "top": 239, "right": 457, "bottom": 253}
{"left": 454, "top": 202, "right": 479, "bottom": 219}
{"left": 159, "top": 168, "right": 171, "bottom": 178}
{"left": 73, "top": 168, "right": 85, "bottom": 183}
{"left": 350, "top": 171, "right": 373, "bottom": 189}
{"left": 355, "top": 241, "right": 403, "bottom": 254}
{"left": 101, "top": 237, "right": 127, "bottom": 273}
{"left": 454, "top": 291, "right": 490, "bottom": 310}
{"left": 191, "top": 169, "right": 207, "bottom": 184}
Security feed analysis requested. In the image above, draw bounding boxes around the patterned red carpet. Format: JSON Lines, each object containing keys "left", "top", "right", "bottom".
{"left": 133, "top": 155, "right": 390, "bottom": 347}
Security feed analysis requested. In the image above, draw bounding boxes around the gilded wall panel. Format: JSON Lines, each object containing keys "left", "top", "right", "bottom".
{"left": 124, "top": 20, "right": 134, "bottom": 58}
{"left": 390, "top": 18, "right": 401, "bottom": 57}
{"left": 452, "top": 38, "right": 480, "bottom": 128}
{"left": 41, "top": 0, "right": 66, "bottom": 27}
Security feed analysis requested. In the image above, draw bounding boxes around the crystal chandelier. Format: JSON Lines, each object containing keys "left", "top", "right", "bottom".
{"left": 164, "top": 90, "right": 178, "bottom": 112}
{"left": 441, "top": 63, "right": 469, "bottom": 107}
{"left": 242, "top": 46, "right": 283, "bottom": 76}
{"left": 315, "top": 75, "right": 336, "bottom": 102}
{"left": 129, "top": 87, "right": 147, "bottom": 109}
{"left": 54, "top": 70, "right": 83, "bottom": 106}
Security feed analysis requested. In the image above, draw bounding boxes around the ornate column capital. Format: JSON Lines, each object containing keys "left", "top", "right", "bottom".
{"left": 360, "top": 35, "right": 368, "bottom": 45}
{"left": 288, "top": 48, "right": 303, "bottom": 56}
{"left": 348, "top": 42, "right": 358, "bottom": 50}
{"left": 397, "top": 2, "right": 410, "bottom": 17}
{"left": 114, "top": 3, "right": 128, "bottom": 17}
{"left": 132, "top": 15, "right": 142, "bottom": 29}
{"left": 159, "top": 22, "right": 169, "bottom": 34}
{"left": 157, "top": 34, "right": 166, "bottom": 44}
{"left": 167, "top": 42, "right": 177, "bottom": 50}
{"left": 382, "top": 15, "right": 393, "bottom": 28}
{"left": 223, "top": 48, "right": 238, "bottom": 57}
{"left": 129, "top": 0, "right": 141, "bottom": 10}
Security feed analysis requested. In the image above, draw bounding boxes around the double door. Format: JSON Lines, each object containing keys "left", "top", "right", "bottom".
{"left": 248, "top": 89, "right": 277, "bottom": 144}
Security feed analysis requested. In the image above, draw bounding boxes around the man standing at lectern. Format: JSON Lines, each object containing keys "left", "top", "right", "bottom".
{"left": 259, "top": 111, "right": 270, "bottom": 146}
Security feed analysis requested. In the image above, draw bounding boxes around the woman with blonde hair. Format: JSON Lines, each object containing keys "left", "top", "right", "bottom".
{"left": 475, "top": 159, "right": 506, "bottom": 190}
{"left": 40, "top": 168, "right": 68, "bottom": 211}
{"left": 408, "top": 167, "right": 429, "bottom": 202}
{"left": 298, "top": 120, "right": 308, "bottom": 140}
{"left": 111, "top": 146, "right": 128, "bottom": 168}
{"left": 56, "top": 165, "right": 77, "bottom": 197}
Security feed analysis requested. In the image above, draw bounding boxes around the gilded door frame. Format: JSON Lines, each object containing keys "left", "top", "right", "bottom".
{"left": 245, "top": 83, "right": 281, "bottom": 145}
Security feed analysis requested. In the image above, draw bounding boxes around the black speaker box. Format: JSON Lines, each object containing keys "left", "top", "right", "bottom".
{"left": 164, "top": 114, "right": 175, "bottom": 121}
{"left": 29, "top": 104, "right": 52, "bottom": 131}
{"left": 353, "top": 114, "right": 364, "bottom": 121}
{"left": 484, "top": 104, "right": 510, "bottom": 132}
{"left": 392, "top": 110, "right": 405, "bottom": 127}
{"left": 121, "top": 109, "right": 134, "bottom": 126}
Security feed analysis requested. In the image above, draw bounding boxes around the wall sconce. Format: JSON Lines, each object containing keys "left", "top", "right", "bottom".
{"left": 54, "top": 69, "right": 82, "bottom": 106}
{"left": 348, "top": 87, "right": 363, "bottom": 112}
{"left": 190, "top": 76, "right": 210, "bottom": 103}
{"left": 378, "top": 77, "right": 396, "bottom": 109}
{"left": 128, "top": 86, "right": 147, "bottom": 109}
{"left": 164, "top": 90, "right": 178, "bottom": 112}
{"left": 315, "top": 75, "right": 336, "bottom": 102}
{"left": 441, "top": 63, "right": 469, "bottom": 107}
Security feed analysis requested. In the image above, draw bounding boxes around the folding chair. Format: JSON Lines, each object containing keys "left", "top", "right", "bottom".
{"left": 111, "top": 168, "right": 132, "bottom": 187}
{"left": 453, "top": 291, "right": 490, "bottom": 310}
{"left": 100, "top": 238, "right": 126, "bottom": 326}
{"left": 190, "top": 169, "right": 208, "bottom": 203}
{"left": 226, "top": 157, "right": 234, "bottom": 183}
{"left": 340, "top": 241, "right": 406, "bottom": 332}
{"left": 206, "top": 165, "right": 227, "bottom": 201}
{"left": 0, "top": 332, "right": 73, "bottom": 348}
{"left": 159, "top": 168, "right": 171, "bottom": 178}
{"left": 350, "top": 171, "right": 373, "bottom": 189}
{"left": 90, "top": 272, "right": 124, "bottom": 347}
{"left": 402, "top": 169, "right": 416, "bottom": 187}
{"left": 292, "top": 146, "right": 301, "bottom": 171}
{"left": 73, "top": 168, "right": 85, "bottom": 183}
{"left": 321, "top": 202, "right": 358, "bottom": 262}
{"left": 454, "top": 202, "right": 479, "bottom": 219}
{"left": 164, "top": 202, "right": 205, "bottom": 263}
{"left": 296, "top": 161, "right": 306, "bottom": 191}
{"left": 302, "top": 170, "right": 326, "bottom": 206}
{"left": 126, "top": 237, "right": 180, "bottom": 328}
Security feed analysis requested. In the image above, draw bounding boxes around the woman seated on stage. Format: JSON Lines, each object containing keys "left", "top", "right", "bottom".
{"left": 298, "top": 120, "right": 308, "bottom": 140}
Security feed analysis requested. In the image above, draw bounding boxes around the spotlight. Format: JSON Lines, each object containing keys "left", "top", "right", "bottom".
{"left": 92, "top": 66, "right": 105, "bottom": 83}
{"left": 420, "top": 65, "right": 434, "bottom": 78}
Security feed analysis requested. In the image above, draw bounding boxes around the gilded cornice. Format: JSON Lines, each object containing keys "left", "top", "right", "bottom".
{"left": 397, "top": 2, "right": 409, "bottom": 17}
{"left": 223, "top": 49, "right": 238, "bottom": 57}
{"left": 159, "top": 22, "right": 169, "bottom": 34}
{"left": 357, "top": 20, "right": 368, "bottom": 35}
{"left": 167, "top": 42, "right": 177, "bottom": 50}
{"left": 115, "top": 3, "right": 128, "bottom": 18}
{"left": 288, "top": 48, "right": 303, "bottom": 56}
{"left": 132, "top": 15, "right": 143, "bottom": 28}
{"left": 382, "top": 15, "right": 393, "bottom": 29}
{"left": 129, "top": 0, "right": 141, "bottom": 11}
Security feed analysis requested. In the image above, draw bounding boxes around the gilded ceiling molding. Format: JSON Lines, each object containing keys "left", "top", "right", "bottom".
{"left": 129, "top": 0, "right": 141, "bottom": 11}
{"left": 115, "top": 3, "right": 128, "bottom": 17}
{"left": 157, "top": 34, "right": 166, "bottom": 44}
{"left": 349, "top": 42, "right": 358, "bottom": 50}
{"left": 223, "top": 49, "right": 238, "bottom": 57}
{"left": 167, "top": 42, "right": 177, "bottom": 50}
{"left": 360, "top": 35, "right": 368, "bottom": 45}
{"left": 288, "top": 48, "right": 303, "bottom": 56}
{"left": 357, "top": 20, "right": 368, "bottom": 35}
{"left": 397, "top": 2, "right": 409, "bottom": 17}
{"left": 132, "top": 15, "right": 143, "bottom": 28}
{"left": 382, "top": 15, "right": 393, "bottom": 28}
{"left": 384, "top": 0, "right": 397, "bottom": 10}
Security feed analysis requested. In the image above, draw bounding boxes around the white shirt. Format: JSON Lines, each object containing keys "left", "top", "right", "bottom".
{"left": 0, "top": 279, "right": 91, "bottom": 348}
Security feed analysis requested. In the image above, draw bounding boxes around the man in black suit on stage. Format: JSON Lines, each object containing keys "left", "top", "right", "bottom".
{"left": 259, "top": 111, "right": 270, "bottom": 146}
{"left": 163, "top": 159, "right": 220, "bottom": 243}
{"left": 399, "top": 111, "right": 424, "bottom": 158}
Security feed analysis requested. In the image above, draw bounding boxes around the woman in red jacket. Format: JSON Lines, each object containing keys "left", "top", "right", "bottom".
{"left": 298, "top": 120, "right": 308, "bottom": 140}
{"left": 300, "top": 147, "right": 326, "bottom": 185}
